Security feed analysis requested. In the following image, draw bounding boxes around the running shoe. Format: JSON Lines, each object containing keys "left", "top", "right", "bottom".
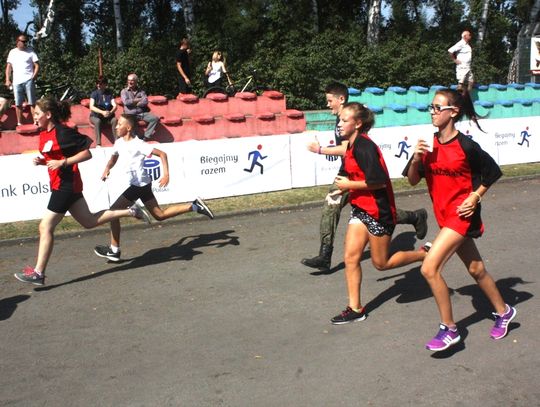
{"left": 129, "top": 202, "right": 151, "bottom": 223}
{"left": 414, "top": 208, "right": 428, "bottom": 239}
{"left": 192, "top": 197, "right": 214, "bottom": 219}
{"left": 331, "top": 306, "right": 367, "bottom": 325}
{"left": 94, "top": 245, "right": 121, "bottom": 262}
{"left": 14, "top": 266, "right": 45, "bottom": 286}
{"left": 490, "top": 304, "right": 517, "bottom": 340}
{"left": 425, "top": 323, "right": 460, "bottom": 351}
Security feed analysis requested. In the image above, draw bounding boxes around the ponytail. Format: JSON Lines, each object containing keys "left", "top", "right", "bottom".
{"left": 435, "top": 89, "right": 484, "bottom": 132}
{"left": 36, "top": 97, "right": 72, "bottom": 123}
{"left": 342, "top": 102, "right": 375, "bottom": 133}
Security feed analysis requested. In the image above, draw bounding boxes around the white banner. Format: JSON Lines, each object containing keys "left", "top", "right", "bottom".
{"left": 1, "top": 115, "right": 539, "bottom": 224}
{"left": 531, "top": 36, "right": 540, "bottom": 73}
{"left": 291, "top": 131, "right": 343, "bottom": 188}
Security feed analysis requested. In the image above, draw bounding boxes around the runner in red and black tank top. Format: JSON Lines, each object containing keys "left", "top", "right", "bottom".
{"left": 13, "top": 98, "right": 144, "bottom": 286}
{"left": 344, "top": 132, "right": 396, "bottom": 226}
{"left": 329, "top": 102, "right": 427, "bottom": 326}
{"left": 414, "top": 131, "right": 501, "bottom": 237}
{"left": 39, "top": 124, "right": 92, "bottom": 193}
{"left": 403, "top": 89, "right": 514, "bottom": 352}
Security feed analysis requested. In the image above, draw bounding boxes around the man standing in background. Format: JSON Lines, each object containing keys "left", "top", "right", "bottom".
{"left": 176, "top": 38, "right": 192, "bottom": 95}
{"left": 448, "top": 30, "right": 474, "bottom": 91}
{"left": 5, "top": 34, "right": 39, "bottom": 126}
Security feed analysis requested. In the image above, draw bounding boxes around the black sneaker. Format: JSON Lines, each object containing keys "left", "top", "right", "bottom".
{"left": 14, "top": 266, "right": 45, "bottom": 286}
{"left": 94, "top": 245, "right": 121, "bottom": 262}
{"left": 193, "top": 197, "right": 214, "bottom": 219}
{"left": 414, "top": 208, "right": 428, "bottom": 239}
{"left": 331, "top": 306, "right": 367, "bottom": 325}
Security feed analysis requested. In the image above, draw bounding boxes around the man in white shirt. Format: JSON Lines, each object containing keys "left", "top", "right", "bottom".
{"left": 448, "top": 30, "right": 473, "bottom": 91}
{"left": 5, "top": 34, "right": 39, "bottom": 126}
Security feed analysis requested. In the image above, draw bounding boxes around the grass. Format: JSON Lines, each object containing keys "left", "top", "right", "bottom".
{"left": 1, "top": 162, "right": 539, "bottom": 242}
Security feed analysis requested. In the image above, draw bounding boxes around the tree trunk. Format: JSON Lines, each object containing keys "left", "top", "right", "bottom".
{"left": 524, "top": 0, "right": 540, "bottom": 36}
{"left": 507, "top": 0, "right": 540, "bottom": 82}
{"left": 181, "top": 0, "right": 195, "bottom": 37}
{"left": 311, "top": 0, "right": 319, "bottom": 34}
{"left": 477, "top": 0, "right": 489, "bottom": 47}
{"left": 1, "top": 0, "right": 9, "bottom": 28}
{"left": 113, "top": 0, "right": 123, "bottom": 51}
{"left": 367, "top": 0, "right": 381, "bottom": 46}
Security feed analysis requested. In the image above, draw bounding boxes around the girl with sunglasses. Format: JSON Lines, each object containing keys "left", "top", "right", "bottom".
{"left": 404, "top": 89, "right": 516, "bottom": 351}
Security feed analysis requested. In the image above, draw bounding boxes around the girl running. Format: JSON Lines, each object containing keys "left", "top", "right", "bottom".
{"left": 14, "top": 98, "right": 150, "bottom": 286}
{"left": 404, "top": 89, "right": 516, "bottom": 351}
{"left": 331, "top": 102, "right": 428, "bottom": 324}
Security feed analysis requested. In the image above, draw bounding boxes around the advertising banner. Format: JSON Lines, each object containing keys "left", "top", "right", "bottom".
{"left": 1, "top": 116, "right": 539, "bottom": 224}
{"left": 531, "top": 36, "right": 540, "bottom": 74}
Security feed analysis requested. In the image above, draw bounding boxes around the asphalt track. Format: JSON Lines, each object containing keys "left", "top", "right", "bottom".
{"left": 1, "top": 177, "right": 539, "bottom": 407}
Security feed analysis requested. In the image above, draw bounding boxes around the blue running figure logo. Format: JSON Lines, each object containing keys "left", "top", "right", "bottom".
{"left": 394, "top": 136, "right": 411, "bottom": 160}
{"left": 244, "top": 144, "right": 267, "bottom": 174}
{"left": 518, "top": 127, "right": 531, "bottom": 148}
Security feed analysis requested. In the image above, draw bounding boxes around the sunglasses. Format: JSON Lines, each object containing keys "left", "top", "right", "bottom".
{"left": 428, "top": 104, "right": 456, "bottom": 114}
{"left": 18, "top": 39, "right": 28, "bottom": 43}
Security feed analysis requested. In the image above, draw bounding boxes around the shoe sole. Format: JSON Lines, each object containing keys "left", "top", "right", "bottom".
{"left": 331, "top": 315, "right": 367, "bottom": 325}
{"left": 490, "top": 307, "right": 517, "bottom": 340}
{"left": 93, "top": 249, "right": 121, "bottom": 262}
{"left": 196, "top": 197, "right": 214, "bottom": 219}
{"left": 134, "top": 202, "right": 152, "bottom": 224}
{"left": 425, "top": 335, "right": 461, "bottom": 351}
{"left": 13, "top": 273, "right": 44, "bottom": 286}
{"left": 300, "top": 259, "right": 330, "bottom": 270}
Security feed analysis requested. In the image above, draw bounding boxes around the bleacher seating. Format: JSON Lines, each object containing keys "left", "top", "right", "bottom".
{"left": 309, "top": 82, "right": 540, "bottom": 131}
{"left": 0, "top": 90, "right": 306, "bottom": 156}
{"left": 2, "top": 81, "right": 538, "bottom": 155}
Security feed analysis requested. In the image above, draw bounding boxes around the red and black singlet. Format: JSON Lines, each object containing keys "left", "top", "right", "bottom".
{"left": 344, "top": 133, "right": 396, "bottom": 225}
{"left": 38, "top": 124, "right": 92, "bottom": 193}
{"left": 404, "top": 131, "right": 502, "bottom": 237}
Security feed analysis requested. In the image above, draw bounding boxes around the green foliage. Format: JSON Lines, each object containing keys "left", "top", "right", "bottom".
{"left": 1, "top": 0, "right": 534, "bottom": 109}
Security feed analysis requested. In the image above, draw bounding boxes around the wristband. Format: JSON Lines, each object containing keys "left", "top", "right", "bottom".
{"left": 63, "top": 158, "right": 68, "bottom": 168}
{"left": 318, "top": 146, "right": 322, "bottom": 155}
{"left": 469, "top": 191, "right": 481, "bottom": 202}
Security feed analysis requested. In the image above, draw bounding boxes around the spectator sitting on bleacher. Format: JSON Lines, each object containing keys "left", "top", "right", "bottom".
{"left": 89, "top": 76, "right": 117, "bottom": 146}
{"left": 120, "top": 73, "right": 159, "bottom": 140}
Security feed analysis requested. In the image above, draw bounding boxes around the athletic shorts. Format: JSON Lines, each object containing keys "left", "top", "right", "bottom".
{"left": 349, "top": 206, "right": 395, "bottom": 237}
{"left": 456, "top": 68, "right": 474, "bottom": 84}
{"left": 47, "top": 190, "right": 84, "bottom": 214}
{"left": 14, "top": 79, "right": 37, "bottom": 106}
{"left": 121, "top": 183, "right": 155, "bottom": 204}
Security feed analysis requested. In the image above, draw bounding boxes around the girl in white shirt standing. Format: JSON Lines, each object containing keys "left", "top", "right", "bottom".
{"left": 204, "top": 50, "right": 232, "bottom": 90}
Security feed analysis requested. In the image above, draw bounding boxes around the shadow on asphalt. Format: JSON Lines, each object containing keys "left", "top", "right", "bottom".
{"left": 432, "top": 277, "right": 531, "bottom": 359}
{"left": 34, "top": 229, "right": 240, "bottom": 292}
{"left": 0, "top": 295, "right": 30, "bottom": 321}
